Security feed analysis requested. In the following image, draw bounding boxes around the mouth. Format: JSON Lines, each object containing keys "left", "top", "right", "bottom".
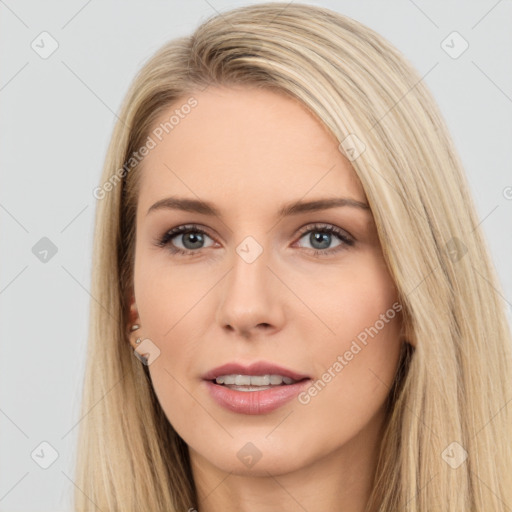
{"left": 210, "top": 373, "right": 309, "bottom": 391}
{"left": 202, "top": 360, "right": 311, "bottom": 386}
{"left": 201, "top": 361, "right": 312, "bottom": 414}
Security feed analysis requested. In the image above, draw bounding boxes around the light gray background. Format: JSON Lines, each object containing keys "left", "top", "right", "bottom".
{"left": 1, "top": 1, "right": 511, "bottom": 510}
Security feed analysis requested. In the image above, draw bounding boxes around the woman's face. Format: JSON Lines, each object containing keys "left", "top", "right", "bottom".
{"left": 131, "top": 85, "right": 404, "bottom": 478}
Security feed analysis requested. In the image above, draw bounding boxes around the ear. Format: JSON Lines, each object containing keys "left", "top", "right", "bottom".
{"left": 393, "top": 298, "right": 416, "bottom": 348}
{"left": 126, "top": 291, "right": 141, "bottom": 337}
{"left": 128, "top": 293, "right": 139, "bottom": 323}
{"left": 400, "top": 312, "right": 417, "bottom": 348}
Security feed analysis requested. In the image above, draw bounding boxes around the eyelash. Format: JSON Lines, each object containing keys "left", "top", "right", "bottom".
{"left": 154, "top": 223, "right": 355, "bottom": 258}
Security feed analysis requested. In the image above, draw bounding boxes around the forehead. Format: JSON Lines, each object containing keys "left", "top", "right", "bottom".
{"left": 136, "top": 86, "right": 366, "bottom": 215}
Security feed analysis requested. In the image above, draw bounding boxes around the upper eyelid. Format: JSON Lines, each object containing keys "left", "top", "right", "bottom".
{"left": 296, "top": 222, "right": 352, "bottom": 237}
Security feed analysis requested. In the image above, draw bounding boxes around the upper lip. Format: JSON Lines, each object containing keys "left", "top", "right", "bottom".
{"left": 202, "top": 361, "right": 311, "bottom": 381}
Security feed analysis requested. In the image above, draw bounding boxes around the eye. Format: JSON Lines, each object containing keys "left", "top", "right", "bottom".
{"left": 154, "top": 222, "right": 354, "bottom": 258}
{"left": 294, "top": 223, "right": 354, "bottom": 257}
{"left": 155, "top": 224, "right": 215, "bottom": 256}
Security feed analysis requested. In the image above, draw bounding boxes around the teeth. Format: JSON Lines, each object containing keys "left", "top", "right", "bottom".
{"left": 215, "top": 374, "right": 297, "bottom": 386}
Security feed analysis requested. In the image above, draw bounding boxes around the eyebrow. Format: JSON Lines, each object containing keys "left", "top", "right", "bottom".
{"left": 146, "top": 196, "right": 371, "bottom": 218}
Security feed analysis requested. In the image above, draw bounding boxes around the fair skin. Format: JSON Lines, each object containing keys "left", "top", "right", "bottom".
{"left": 128, "top": 85, "right": 404, "bottom": 512}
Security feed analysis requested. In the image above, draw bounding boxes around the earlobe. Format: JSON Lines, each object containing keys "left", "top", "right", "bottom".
{"left": 401, "top": 324, "right": 417, "bottom": 348}
{"left": 127, "top": 290, "right": 139, "bottom": 322}
{"left": 128, "top": 292, "right": 137, "bottom": 315}
{"left": 126, "top": 293, "right": 142, "bottom": 346}
{"left": 129, "top": 323, "right": 143, "bottom": 350}
{"left": 398, "top": 310, "right": 416, "bottom": 348}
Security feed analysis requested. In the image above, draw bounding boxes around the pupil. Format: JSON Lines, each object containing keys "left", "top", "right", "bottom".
{"left": 311, "top": 232, "right": 330, "bottom": 250}
{"left": 184, "top": 232, "right": 203, "bottom": 249}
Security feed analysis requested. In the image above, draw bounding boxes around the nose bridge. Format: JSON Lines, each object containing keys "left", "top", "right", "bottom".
{"left": 228, "top": 234, "right": 271, "bottom": 303}
{"left": 216, "top": 233, "right": 283, "bottom": 334}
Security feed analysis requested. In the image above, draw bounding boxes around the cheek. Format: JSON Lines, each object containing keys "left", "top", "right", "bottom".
{"left": 133, "top": 250, "right": 198, "bottom": 398}
{"left": 300, "top": 252, "right": 402, "bottom": 401}
{"left": 134, "top": 245, "right": 206, "bottom": 339}
{"left": 297, "top": 251, "right": 399, "bottom": 348}
{"left": 133, "top": 246, "right": 220, "bottom": 408}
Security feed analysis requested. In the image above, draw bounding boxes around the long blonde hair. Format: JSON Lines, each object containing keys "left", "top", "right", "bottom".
{"left": 75, "top": 3, "right": 512, "bottom": 510}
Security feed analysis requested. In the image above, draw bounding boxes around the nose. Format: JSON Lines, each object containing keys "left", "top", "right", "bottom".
{"left": 216, "top": 242, "right": 286, "bottom": 339}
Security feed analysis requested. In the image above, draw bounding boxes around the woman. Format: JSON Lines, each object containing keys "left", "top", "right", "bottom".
{"left": 76, "top": 3, "right": 512, "bottom": 511}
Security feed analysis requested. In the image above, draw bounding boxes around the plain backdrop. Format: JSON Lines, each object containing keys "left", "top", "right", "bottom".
{"left": 0, "top": 1, "right": 511, "bottom": 510}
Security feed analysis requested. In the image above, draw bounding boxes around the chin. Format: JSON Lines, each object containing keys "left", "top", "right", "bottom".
{"left": 190, "top": 434, "right": 316, "bottom": 477}
{"left": 213, "top": 450, "right": 306, "bottom": 477}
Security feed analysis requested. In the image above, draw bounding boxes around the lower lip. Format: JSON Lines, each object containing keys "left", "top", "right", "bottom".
{"left": 204, "top": 379, "right": 311, "bottom": 415}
